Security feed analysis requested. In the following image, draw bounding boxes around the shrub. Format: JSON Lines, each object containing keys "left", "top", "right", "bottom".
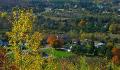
{"left": 71, "top": 44, "right": 83, "bottom": 54}
{"left": 79, "top": 56, "right": 89, "bottom": 70}
{"left": 107, "top": 62, "right": 120, "bottom": 70}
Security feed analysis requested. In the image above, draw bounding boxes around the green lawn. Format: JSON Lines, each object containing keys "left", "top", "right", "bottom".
{"left": 42, "top": 48, "right": 74, "bottom": 58}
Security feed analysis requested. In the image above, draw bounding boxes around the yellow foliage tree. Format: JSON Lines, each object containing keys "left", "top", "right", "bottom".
{"left": 0, "top": 12, "right": 8, "bottom": 18}
{"left": 6, "top": 8, "right": 43, "bottom": 69}
{"left": 109, "top": 24, "right": 120, "bottom": 34}
{"left": 28, "top": 32, "right": 43, "bottom": 51}
{"left": 78, "top": 19, "right": 87, "bottom": 27}
{"left": 6, "top": 8, "right": 35, "bottom": 46}
{"left": 6, "top": 8, "right": 43, "bottom": 50}
{"left": 78, "top": 19, "right": 87, "bottom": 33}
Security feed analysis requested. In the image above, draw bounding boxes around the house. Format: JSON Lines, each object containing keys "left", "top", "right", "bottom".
{"left": 118, "top": 9, "right": 120, "bottom": 11}
{"left": 45, "top": 7, "right": 52, "bottom": 12}
{"left": 55, "top": 47, "right": 72, "bottom": 52}
{"left": 74, "top": 5, "right": 78, "bottom": 8}
{"left": 72, "top": 39, "right": 81, "bottom": 45}
{"left": 67, "top": 46, "right": 72, "bottom": 52}
{"left": 94, "top": 42, "right": 105, "bottom": 48}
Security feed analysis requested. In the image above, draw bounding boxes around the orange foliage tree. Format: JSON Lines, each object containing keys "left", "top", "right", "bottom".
{"left": 0, "top": 48, "right": 7, "bottom": 69}
{"left": 78, "top": 19, "right": 87, "bottom": 32}
{"left": 112, "top": 48, "right": 120, "bottom": 65}
{"left": 47, "top": 35, "right": 64, "bottom": 48}
{"left": 47, "top": 35, "right": 57, "bottom": 47}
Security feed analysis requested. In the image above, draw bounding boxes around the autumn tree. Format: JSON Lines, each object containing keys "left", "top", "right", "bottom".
{"left": 112, "top": 48, "right": 120, "bottom": 65}
{"left": 80, "top": 32, "right": 94, "bottom": 40}
{"left": 0, "top": 12, "right": 8, "bottom": 19}
{"left": 78, "top": 19, "right": 87, "bottom": 27}
{"left": 28, "top": 32, "right": 43, "bottom": 51}
{"left": 78, "top": 19, "right": 87, "bottom": 32}
{"left": 47, "top": 35, "right": 57, "bottom": 47}
{"left": 109, "top": 24, "right": 120, "bottom": 34}
{"left": 0, "top": 48, "right": 7, "bottom": 69}
{"left": 47, "top": 35, "right": 64, "bottom": 48}
{"left": 6, "top": 8, "right": 43, "bottom": 50}
{"left": 6, "top": 8, "right": 43, "bottom": 69}
{"left": 6, "top": 8, "right": 34, "bottom": 46}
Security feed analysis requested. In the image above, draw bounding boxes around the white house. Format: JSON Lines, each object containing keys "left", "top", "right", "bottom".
{"left": 95, "top": 42, "right": 105, "bottom": 48}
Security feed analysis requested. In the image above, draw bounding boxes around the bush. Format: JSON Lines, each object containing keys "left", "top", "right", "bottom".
{"left": 71, "top": 44, "right": 83, "bottom": 54}
{"left": 79, "top": 56, "right": 89, "bottom": 70}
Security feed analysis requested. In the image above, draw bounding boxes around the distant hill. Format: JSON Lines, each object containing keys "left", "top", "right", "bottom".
{"left": 0, "top": 0, "right": 119, "bottom": 5}
{"left": 0, "top": 0, "right": 21, "bottom": 4}
{"left": 0, "top": 0, "right": 100, "bottom": 3}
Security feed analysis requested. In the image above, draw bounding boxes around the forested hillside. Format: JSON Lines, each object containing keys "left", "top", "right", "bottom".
{"left": 0, "top": 0, "right": 120, "bottom": 70}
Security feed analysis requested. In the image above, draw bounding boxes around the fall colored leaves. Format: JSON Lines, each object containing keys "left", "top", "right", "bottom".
{"left": 47, "top": 35, "right": 64, "bottom": 48}
{"left": 0, "top": 48, "right": 7, "bottom": 70}
{"left": 112, "top": 48, "right": 120, "bottom": 65}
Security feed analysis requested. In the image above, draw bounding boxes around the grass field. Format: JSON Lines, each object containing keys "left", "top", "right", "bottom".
{"left": 42, "top": 48, "right": 74, "bottom": 58}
